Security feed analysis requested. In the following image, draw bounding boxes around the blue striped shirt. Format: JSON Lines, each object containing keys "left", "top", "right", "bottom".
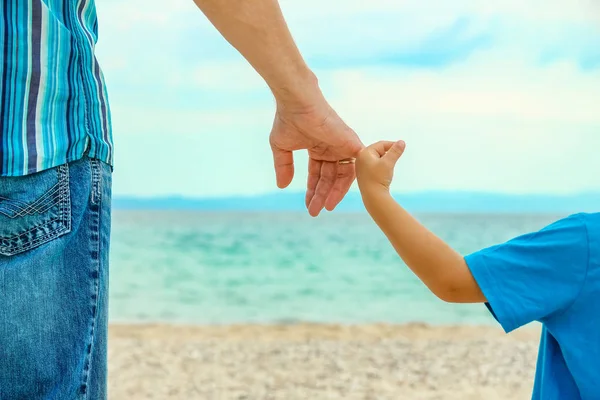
{"left": 0, "top": 0, "right": 112, "bottom": 177}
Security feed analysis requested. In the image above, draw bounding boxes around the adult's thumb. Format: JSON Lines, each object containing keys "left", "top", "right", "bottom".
{"left": 272, "top": 147, "right": 295, "bottom": 188}
{"left": 384, "top": 140, "right": 406, "bottom": 164}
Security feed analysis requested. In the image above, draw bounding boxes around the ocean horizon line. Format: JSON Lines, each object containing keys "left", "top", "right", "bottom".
{"left": 111, "top": 190, "right": 600, "bottom": 213}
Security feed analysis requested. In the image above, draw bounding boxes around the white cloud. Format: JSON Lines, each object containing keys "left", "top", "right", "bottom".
{"left": 324, "top": 60, "right": 600, "bottom": 124}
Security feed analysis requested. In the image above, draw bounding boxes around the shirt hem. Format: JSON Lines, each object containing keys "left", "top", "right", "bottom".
{"left": 0, "top": 149, "right": 113, "bottom": 177}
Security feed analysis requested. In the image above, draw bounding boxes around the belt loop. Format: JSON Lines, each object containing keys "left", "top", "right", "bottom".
{"left": 90, "top": 159, "right": 101, "bottom": 205}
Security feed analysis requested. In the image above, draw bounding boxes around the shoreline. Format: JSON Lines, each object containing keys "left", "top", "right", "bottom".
{"left": 109, "top": 321, "right": 541, "bottom": 341}
{"left": 109, "top": 323, "right": 539, "bottom": 399}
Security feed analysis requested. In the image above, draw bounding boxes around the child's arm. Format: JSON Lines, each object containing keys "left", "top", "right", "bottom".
{"left": 356, "top": 141, "right": 486, "bottom": 304}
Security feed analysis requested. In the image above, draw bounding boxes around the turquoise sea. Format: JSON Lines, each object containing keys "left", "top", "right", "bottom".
{"left": 110, "top": 211, "right": 564, "bottom": 325}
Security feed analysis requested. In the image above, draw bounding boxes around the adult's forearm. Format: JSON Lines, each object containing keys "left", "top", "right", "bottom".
{"left": 193, "top": 0, "right": 321, "bottom": 108}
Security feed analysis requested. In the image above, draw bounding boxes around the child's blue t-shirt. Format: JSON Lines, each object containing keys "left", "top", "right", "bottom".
{"left": 465, "top": 213, "right": 600, "bottom": 400}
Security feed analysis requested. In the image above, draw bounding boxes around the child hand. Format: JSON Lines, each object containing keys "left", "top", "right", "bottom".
{"left": 356, "top": 140, "right": 406, "bottom": 193}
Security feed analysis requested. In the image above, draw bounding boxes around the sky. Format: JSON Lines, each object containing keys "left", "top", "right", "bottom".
{"left": 94, "top": 0, "right": 600, "bottom": 198}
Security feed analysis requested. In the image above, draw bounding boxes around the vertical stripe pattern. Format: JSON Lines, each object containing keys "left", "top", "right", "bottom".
{"left": 0, "top": 0, "right": 113, "bottom": 177}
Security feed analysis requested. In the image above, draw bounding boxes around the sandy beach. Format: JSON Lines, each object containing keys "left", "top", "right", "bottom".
{"left": 109, "top": 323, "right": 540, "bottom": 399}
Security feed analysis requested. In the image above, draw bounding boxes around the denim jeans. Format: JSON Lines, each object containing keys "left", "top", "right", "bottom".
{"left": 0, "top": 156, "right": 112, "bottom": 400}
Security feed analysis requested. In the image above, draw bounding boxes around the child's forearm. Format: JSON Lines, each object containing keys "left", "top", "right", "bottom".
{"left": 361, "top": 188, "right": 486, "bottom": 303}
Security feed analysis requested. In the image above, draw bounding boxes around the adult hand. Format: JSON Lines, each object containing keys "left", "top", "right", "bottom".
{"left": 193, "top": 0, "right": 363, "bottom": 216}
{"left": 270, "top": 94, "right": 364, "bottom": 217}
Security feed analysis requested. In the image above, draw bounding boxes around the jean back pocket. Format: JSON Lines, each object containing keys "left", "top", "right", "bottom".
{"left": 0, "top": 164, "right": 71, "bottom": 256}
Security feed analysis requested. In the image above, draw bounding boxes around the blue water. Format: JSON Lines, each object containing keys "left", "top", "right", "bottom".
{"left": 110, "top": 211, "right": 564, "bottom": 325}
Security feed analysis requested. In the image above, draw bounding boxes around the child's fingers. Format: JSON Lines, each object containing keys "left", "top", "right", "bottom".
{"left": 383, "top": 140, "right": 406, "bottom": 164}
{"left": 367, "top": 141, "right": 396, "bottom": 157}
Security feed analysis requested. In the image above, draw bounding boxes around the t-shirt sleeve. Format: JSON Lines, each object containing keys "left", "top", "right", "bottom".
{"left": 465, "top": 214, "right": 589, "bottom": 333}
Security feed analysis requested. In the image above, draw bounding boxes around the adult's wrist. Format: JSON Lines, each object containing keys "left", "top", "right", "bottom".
{"left": 270, "top": 69, "right": 324, "bottom": 112}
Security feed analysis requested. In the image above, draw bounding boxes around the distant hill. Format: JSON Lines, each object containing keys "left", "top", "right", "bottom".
{"left": 113, "top": 191, "right": 600, "bottom": 213}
